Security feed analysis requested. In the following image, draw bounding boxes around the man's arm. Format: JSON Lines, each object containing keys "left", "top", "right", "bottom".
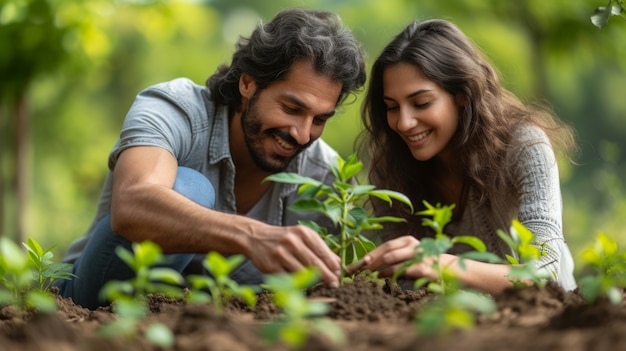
{"left": 110, "top": 146, "right": 341, "bottom": 285}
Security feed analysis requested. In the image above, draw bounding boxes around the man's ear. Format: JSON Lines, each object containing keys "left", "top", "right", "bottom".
{"left": 239, "top": 73, "right": 257, "bottom": 99}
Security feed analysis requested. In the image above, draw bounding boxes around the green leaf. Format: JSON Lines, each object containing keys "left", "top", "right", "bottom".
{"left": 264, "top": 173, "right": 321, "bottom": 186}
{"left": 133, "top": 241, "right": 163, "bottom": 268}
{"left": 145, "top": 323, "right": 175, "bottom": 348}
{"left": 311, "top": 318, "right": 346, "bottom": 345}
{"left": 288, "top": 199, "right": 326, "bottom": 214}
{"left": 0, "top": 237, "right": 28, "bottom": 270}
{"left": 339, "top": 155, "right": 363, "bottom": 181}
{"left": 26, "top": 290, "right": 57, "bottom": 313}
{"left": 451, "top": 235, "right": 486, "bottom": 252}
{"left": 459, "top": 251, "right": 504, "bottom": 264}
{"left": 369, "top": 190, "right": 414, "bottom": 211}
{"left": 148, "top": 267, "right": 185, "bottom": 286}
{"left": 348, "top": 184, "right": 377, "bottom": 196}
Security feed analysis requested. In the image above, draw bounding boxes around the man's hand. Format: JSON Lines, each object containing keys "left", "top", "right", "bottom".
{"left": 246, "top": 224, "right": 341, "bottom": 288}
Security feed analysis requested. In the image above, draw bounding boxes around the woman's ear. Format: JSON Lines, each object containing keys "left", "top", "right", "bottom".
{"left": 239, "top": 73, "right": 257, "bottom": 99}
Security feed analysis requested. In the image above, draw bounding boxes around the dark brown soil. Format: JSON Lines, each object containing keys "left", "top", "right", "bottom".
{"left": 1, "top": 276, "right": 625, "bottom": 351}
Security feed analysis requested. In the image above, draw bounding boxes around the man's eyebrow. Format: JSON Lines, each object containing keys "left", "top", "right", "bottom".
{"left": 282, "top": 94, "right": 336, "bottom": 117}
{"left": 383, "top": 88, "right": 432, "bottom": 101}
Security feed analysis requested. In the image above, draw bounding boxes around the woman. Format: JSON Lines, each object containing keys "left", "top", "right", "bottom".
{"left": 357, "top": 19, "right": 577, "bottom": 294}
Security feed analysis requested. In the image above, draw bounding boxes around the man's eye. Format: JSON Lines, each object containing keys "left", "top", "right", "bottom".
{"left": 283, "top": 105, "right": 299, "bottom": 114}
{"left": 314, "top": 117, "right": 328, "bottom": 125}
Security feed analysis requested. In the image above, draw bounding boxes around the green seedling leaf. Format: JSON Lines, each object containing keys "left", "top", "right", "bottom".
{"left": 205, "top": 251, "right": 245, "bottom": 277}
{"left": 26, "top": 290, "right": 57, "bottom": 313}
{"left": 0, "top": 237, "right": 28, "bottom": 270}
{"left": 451, "top": 235, "right": 486, "bottom": 252}
{"left": 369, "top": 189, "right": 414, "bottom": 212}
{"left": 264, "top": 173, "right": 322, "bottom": 187}
{"left": 578, "top": 232, "right": 626, "bottom": 304}
{"left": 145, "top": 322, "right": 175, "bottom": 348}
{"left": 288, "top": 199, "right": 327, "bottom": 214}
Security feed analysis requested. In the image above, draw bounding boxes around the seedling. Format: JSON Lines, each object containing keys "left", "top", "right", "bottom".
{"left": 98, "top": 240, "right": 185, "bottom": 348}
{"left": 496, "top": 219, "right": 553, "bottom": 288}
{"left": 415, "top": 289, "right": 496, "bottom": 336}
{"left": 186, "top": 251, "right": 257, "bottom": 315}
{"left": 261, "top": 267, "right": 345, "bottom": 350}
{"left": 0, "top": 236, "right": 75, "bottom": 316}
{"left": 577, "top": 232, "right": 626, "bottom": 304}
{"left": 265, "top": 153, "right": 413, "bottom": 280}
{"left": 392, "top": 201, "right": 500, "bottom": 295}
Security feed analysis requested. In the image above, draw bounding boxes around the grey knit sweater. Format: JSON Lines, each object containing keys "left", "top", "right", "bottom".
{"left": 446, "top": 125, "right": 576, "bottom": 290}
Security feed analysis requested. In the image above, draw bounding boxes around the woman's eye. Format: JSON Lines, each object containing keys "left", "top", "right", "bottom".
{"left": 385, "top": 106, "right": 399, "bottom": 112}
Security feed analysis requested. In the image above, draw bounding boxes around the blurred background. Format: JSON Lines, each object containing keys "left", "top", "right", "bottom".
{"left": 1, "top": 0, "right": 625, "bottom": 273}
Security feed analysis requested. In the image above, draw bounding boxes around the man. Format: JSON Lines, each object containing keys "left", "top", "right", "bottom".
{"left": 57, "top": 8, "right": 366, "bottom": 309}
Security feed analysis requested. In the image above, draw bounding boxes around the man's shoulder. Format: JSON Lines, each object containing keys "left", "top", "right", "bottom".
{"left": 142, "top": 78, "right": 207, "bottom": 100}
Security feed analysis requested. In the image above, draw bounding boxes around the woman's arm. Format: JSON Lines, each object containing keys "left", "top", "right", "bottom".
{"left": 358, "top": 236, "right": 516, "bottom": 295}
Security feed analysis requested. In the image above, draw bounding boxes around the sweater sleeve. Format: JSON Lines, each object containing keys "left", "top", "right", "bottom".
{"left": 512, "top": 126, "right": 576, "bottom": 290}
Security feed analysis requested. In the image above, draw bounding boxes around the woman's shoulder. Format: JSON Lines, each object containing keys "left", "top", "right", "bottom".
{"left": 511, "top": 124, "right": 550, "bottom": 146}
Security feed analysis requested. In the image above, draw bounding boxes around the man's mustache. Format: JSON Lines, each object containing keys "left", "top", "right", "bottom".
{"left": 266, "top": 129, "right": 313, "bottom": 149}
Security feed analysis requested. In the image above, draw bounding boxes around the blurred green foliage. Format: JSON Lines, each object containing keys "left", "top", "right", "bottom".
{"left": 1, "top": 0, "right": 625, "bottom": 274}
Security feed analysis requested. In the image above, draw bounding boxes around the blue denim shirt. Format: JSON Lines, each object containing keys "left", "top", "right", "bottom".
{"left": 63, "top": 78, "right": 341, "bottom": 283}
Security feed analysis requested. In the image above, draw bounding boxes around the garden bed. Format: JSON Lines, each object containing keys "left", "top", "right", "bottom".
{"left": 1, "top": 276, "right": 624, "bottom": 351}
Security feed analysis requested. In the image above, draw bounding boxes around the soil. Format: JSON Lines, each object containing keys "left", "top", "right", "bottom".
{"left": 1, "top": 276, "right": 625, "bottom": 351}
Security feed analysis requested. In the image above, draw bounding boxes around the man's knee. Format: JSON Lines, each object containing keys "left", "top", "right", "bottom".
{"left": 173, "top": 167, "right": 215, "bottom": 209}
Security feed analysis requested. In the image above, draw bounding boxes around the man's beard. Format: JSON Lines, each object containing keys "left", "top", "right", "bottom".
{"left": 241, "top": 93, "right": 313, "bottom": 173}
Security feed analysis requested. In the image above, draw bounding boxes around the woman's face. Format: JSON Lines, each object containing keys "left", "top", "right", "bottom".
{"left": 382, "top": 62, "right": 462, "bottom": 163}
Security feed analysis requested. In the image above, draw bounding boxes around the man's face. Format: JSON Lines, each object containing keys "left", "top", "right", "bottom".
{"left": 239, "top": 59, "right": 343, "bottom": 173}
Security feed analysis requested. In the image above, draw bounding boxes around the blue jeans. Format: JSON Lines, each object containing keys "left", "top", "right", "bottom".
{"left": 56, "top": 167, "right": 215, "bottom": 310}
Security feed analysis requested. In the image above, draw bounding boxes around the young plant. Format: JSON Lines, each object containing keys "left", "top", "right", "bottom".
{"left": 386, "top": 201, "right": 498, "bottom": 335}
{"left": 392, "top": 201, "right": 500, "bottom": 295}
{"left": 261, "top": 267, "right": 345, "bottom": 350}
{"left": 186, "top": 251, "right": 257, "bottom": 315}
{"left": 98, "top": 240, "right": 185, "bottom": 348}
{"left": 0, "top": 236, "right": 75, "bottom": 316}
{"left": 264, "top": 153, "right": 413, "bottom": 279}
{"left": 577, "top": 232, "right": 626, "bottom": 304}
{"left": 415, "top": 289, "right": 496, "bottom": 336}
{"left": 496, "top": 219, "right": 553, "bottom": 288}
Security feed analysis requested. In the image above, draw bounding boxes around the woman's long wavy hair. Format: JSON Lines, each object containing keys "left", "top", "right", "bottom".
{"left": 358, "top": 19, "right": 576, "bottom": 226}
{"left": 207, "top": 8, "right": 366, "bottom": 113}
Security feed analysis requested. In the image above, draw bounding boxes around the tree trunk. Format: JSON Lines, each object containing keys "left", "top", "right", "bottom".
{"left": 13, "top": 92, "right": 28, "bottom": 243}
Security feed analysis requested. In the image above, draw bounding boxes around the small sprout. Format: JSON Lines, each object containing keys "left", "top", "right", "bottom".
{"left": 577, "top": 233, "right": 626, "bottom": 304}
{"left": 261, "top": 267, "right": 345, "bottom": 350}
{"left": 0, "top": 237, "right": 75, "bottom": 317}
{"left": 416, "top": 290, "right": 496, "bottom": 336}
{"left": 98, "top": 241, "right": 184, "bottom": 347}
{"left": 186, "top": 251, "right": 257, "bottom": 315}
{"left": 496, "top": 220, "right": 552, "bottom": 288}
{"left": 392, "top": 201, "right": 500, "bottom": 295}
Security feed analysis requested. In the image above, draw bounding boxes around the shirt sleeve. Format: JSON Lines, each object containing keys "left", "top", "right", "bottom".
{"left": 108, "top": 80, "right": 196, "bottom": 170}
{"left": 512, "top": 126, "right": 577, "bottom": 290}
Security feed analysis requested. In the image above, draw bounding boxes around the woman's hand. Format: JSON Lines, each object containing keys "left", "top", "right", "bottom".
{"left": 358, "top": 236, "right": 439, "bottom": 280}
{"left": 356, "top": 235, "right": 514, "bottom": 295}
